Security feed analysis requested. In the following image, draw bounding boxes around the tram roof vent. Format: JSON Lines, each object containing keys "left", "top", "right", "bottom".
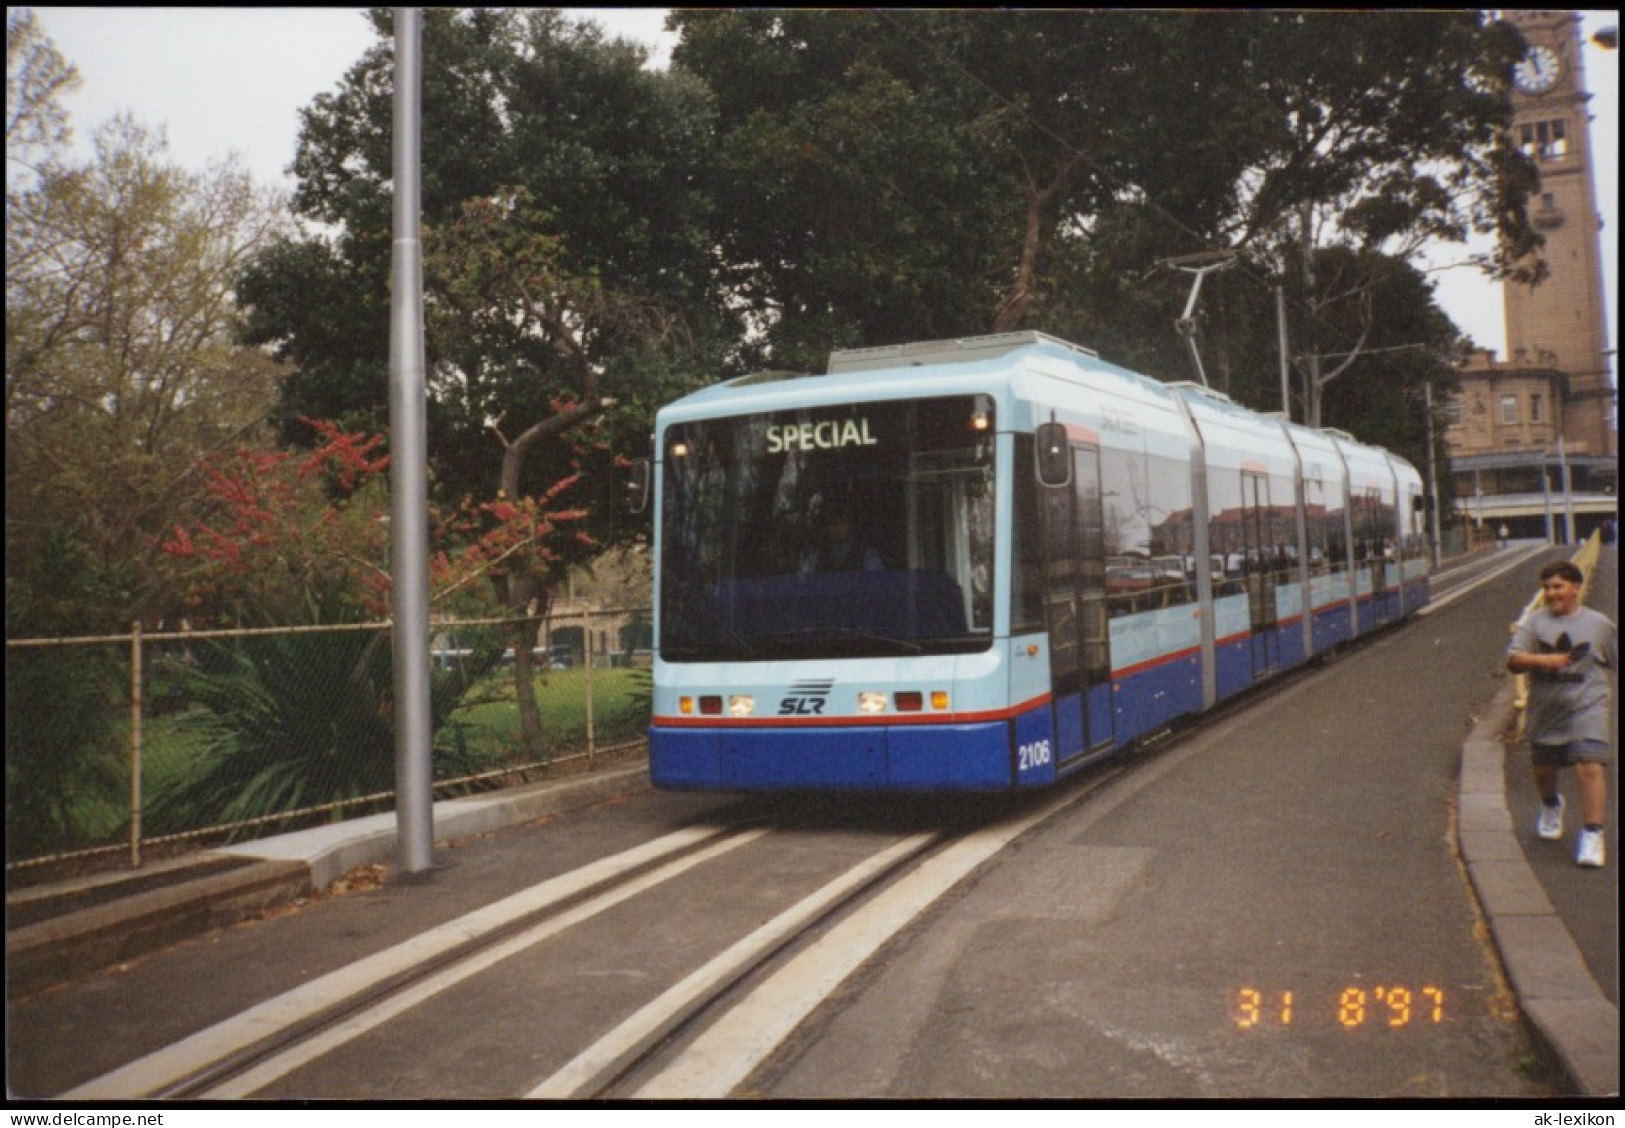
{"left": 1164, "top": 381, "right": 1235, "bottom": 404}
{"left": 725, "top": 369, "right": 812, "bottom": 387}
{"left": 826, "top": 330, "right": 1097, "bottom": 374}
{"left": 1319, "top": 427, "right": 1357, "bottom": 441}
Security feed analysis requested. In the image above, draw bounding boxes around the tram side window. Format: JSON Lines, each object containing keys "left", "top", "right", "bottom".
{"left": 1353, "top": 489, "right": 1394, "bottom": 563}
{"left": 1100, "top": 446, "right": 1195, "bottom": 617}
{"left": 1402, "top": 493, "right": 1427, "bottom": 561}
{"left": 1264, "top": 472, "right": 1298, "bottom": 582}
{"left": 1305, "top": 478, "right": 1343, "bottom": 574}
{"left": 1379, "top": 497, "right": 1398, "bottom": 560}
{"left": 1208, "top": 468, "right": 1245, "bottom": 595}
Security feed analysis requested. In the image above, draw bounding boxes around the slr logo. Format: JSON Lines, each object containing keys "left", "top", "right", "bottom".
{"left": 779, "top": 680, "right": 834, "bottom": 716}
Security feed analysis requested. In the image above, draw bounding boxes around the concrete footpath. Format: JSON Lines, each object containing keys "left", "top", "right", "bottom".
{"left": 6, "top": 547, "right": 1618, "bottom": 1097}
{"left": 1455, "top": 544, "right": 1618, "bottom": 1096}
{"left": 5, "top": 763, "right": 655, "bottom": 997}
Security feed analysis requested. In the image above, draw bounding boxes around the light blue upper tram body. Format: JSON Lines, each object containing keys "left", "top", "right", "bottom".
{"left": 647, "top": 332, "right": 1428, "bottom": 792}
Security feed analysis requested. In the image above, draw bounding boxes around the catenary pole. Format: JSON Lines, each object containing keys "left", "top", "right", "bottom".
{"left": 1276, "top": 286, "right": 1291, "bottom": 420}
{"left": 390, "top": 7, "right": 434, "bottom": 873}
{"left": 1424, "top": 380, "right": 1442, "bottom": 568}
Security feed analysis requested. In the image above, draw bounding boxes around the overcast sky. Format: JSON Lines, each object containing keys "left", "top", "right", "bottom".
{"left": 27, "top": 7, "right": 1620, "bottom": 369}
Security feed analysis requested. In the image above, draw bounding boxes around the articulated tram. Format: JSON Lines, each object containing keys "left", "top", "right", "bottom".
{"left": 644, "top": 331, "right": 1428, "bottom": 791}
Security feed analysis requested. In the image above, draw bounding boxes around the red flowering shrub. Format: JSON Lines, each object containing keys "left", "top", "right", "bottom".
{"left": 159, "top": 418, "right": 588, "bottom": 626}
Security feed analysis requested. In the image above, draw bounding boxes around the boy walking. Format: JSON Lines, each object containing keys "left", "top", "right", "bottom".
{"left": 1507, "top": 560, "right": 1617, "bottom": 867}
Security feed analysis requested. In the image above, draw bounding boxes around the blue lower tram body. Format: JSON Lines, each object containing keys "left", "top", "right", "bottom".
{"left": 650, "top": 665, "right": 1172, "bottom": 792}
{"left": 650, "top": 721, "right": 1016, "bottom": 791}
{"left": 650, "top": 576, "right": 1429, "bottom": 793}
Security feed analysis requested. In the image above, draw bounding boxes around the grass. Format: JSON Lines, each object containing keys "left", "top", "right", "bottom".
{"left": 27, "top": 666, "right": 650, "bottom": 858}
{"left": 445, "top": 666, "right": 651, "bottom": 755}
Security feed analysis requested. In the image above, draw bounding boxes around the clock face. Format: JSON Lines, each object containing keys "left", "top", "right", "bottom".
{"left": 1514, "top": 44, "right": 1561, "bottom": 94}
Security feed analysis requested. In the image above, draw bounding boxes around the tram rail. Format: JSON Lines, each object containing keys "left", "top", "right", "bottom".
{"left": 68, "top": 778, "right": 1120, "bottom": 1100}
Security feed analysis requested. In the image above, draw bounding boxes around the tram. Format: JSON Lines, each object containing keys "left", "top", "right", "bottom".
{"left": 641, "top": 331, "right": 1428, "bottom": 791}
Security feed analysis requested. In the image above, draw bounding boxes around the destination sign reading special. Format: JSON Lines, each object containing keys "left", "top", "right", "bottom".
{"left": 765, "top": 418, "right": 879, "bottom": 453}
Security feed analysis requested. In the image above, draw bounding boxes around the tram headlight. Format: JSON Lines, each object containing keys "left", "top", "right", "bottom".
{"left": 858, "top": 691, "right": 887, "bottom": 714}
{"left": 728, "top": 695, "right": 755, "bottom": 717}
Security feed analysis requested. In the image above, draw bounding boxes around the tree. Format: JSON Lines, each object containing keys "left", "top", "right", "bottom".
{"left": 672, "top": 10, "right": 1537, "bottom": 403}
{"left": 6, "top": 13, "right": 295, "bottom": 854}
{"left": 1059, "top": 12, "right": 1538, "bottom": 423}
{"left": 243, "top": 9, "right": 725, "bottom": 479}
{"left": 7, "top": 106, "right": 291, "bottom": 627}
{"left": 1309, "top": 250, "right": 1466, "bottom": 474}
{"left": 6, "top": 8, "right": 78, "bottom": 176}
{"left": 670, "top": 10, "right": 1017, "bottom": 368}
{"left": 238, "top": 8, "right": 729, "bottom": 758}
{"left": 670, "top": 11, "right": 1273, "bottom": 359}
{"left": 424, "top": 189, "right": 684, "bottom": 753}
{"left": 1214, "top": 13, "right": 1537, "bottom": 426}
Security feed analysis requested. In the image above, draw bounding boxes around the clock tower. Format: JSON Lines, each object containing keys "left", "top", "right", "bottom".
{"left": 1446, "top": 12, "right": 1615, "bottom": 541}
{"left": 1502, "top": 9, "right": 1614, "bottom": 458}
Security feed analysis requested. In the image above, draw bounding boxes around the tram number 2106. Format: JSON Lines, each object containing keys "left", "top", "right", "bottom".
{"left": 1017, "top": 739, "right": 1052, "bottom": 772}
{"left": 1235, "top": 986, "right": 1445, "bottom": 1029}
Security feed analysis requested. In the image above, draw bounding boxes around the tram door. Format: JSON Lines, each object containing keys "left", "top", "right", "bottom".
{"left": 1040, "top": 444, "right": 1114, "bottom": 759}
{"left": 1242, "top": 471, "right": 1280, "bottom": 676}
{"left": 1362, "top": 489, "right": 1394, "bottom": 628}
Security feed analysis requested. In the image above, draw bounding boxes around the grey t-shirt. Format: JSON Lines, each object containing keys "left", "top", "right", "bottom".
{"left": 1509, "top": 605, "right": 1617, "bottom": 745}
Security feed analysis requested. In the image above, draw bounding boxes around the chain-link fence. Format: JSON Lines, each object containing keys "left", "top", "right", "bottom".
{"left": 5, "top": 609, "right": 653, "bottom": 880}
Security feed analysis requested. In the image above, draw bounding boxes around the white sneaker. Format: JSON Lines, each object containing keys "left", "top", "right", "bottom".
{"left": 1575, "top": 829, "right": 1605, "bottom": 868}
{"left": 1536, "top": 796, "right": 1565, "bottom": 841}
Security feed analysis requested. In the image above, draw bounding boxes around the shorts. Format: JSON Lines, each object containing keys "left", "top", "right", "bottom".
{"left": 1531, "top": 739, "right": 1611, "bottom": 768}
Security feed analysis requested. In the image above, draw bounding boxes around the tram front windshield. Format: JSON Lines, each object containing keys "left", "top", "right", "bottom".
{"left": 660, "top": 396, "right": 995, "bottom": 662}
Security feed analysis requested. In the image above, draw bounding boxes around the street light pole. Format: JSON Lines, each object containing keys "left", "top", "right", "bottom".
{"left": 390, "top": 7, "right": 434, "bottom": 874}
{"left": 1557, "top": 434, "right": 1576, "bottom": 545}
{"left": 1423, "top": 381, "right": 1442, "bottom": 568}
